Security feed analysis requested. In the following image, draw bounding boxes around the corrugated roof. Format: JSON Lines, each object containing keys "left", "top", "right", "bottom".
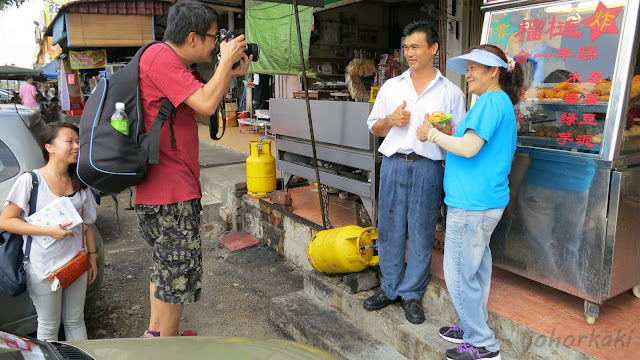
{"left": 44, "top": 0, "right": 244, "bottom": 37}
{"left": 44, "top": 0, "right": 174, "bottom": 37}
{"left": 57, "top": 0, "right": 245, "bottom": 16}
{"left": 59, "top": 0, "right": 174, "bottom": 16}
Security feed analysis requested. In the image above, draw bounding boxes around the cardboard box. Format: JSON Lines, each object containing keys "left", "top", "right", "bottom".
{"left": 225, "top": 102, "right": 237, "bottom": 113}
{"left": 218, "top": 112, "right": 237, "bottom": 127}
{"left": 226, "top": 115, "right": 238, "bottom": 127}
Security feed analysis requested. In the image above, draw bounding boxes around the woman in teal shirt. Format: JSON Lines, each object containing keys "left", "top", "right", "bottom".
{"left": 417, "top": 44, "right": 524, "bottom": 360}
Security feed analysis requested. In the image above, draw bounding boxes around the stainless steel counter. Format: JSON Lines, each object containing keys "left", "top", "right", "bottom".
{"left": 270, "top": 99, "right": 380, "bottom": 221}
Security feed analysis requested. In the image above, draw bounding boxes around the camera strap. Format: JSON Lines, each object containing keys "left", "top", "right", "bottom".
{"left": 209, "top": 100, "right": 226, "bottom": 140}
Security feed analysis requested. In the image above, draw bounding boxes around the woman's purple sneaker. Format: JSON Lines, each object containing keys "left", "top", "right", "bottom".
{"left": 142, "top": 329, "right": 197, "bottom": 337}
{"left": 446, "top": 342, "right": 501, "bottom": 360}
{"left": 439, "top": 325, "right": 465, "bottom": 344}
{"left": 142, "top": 329, "right": 160, "bottom": 338}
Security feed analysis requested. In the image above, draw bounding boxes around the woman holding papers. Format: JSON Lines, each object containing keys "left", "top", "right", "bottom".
{"left": 0, "top": 123, "right": 98, "bottom": 341}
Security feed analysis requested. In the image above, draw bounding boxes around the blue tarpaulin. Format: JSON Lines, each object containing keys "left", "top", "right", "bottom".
{"left": 41, "top": 61, "right": 58, "bottom": 80}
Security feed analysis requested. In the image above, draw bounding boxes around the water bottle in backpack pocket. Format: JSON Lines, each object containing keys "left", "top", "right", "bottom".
{"left": 110, "top": 102, "right": 129, "bottom": 135}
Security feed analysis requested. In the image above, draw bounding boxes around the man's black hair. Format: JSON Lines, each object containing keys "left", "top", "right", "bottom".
{"left": 403, "top": 20, "right": 439, "bottom": 47}
{"left": 163, "top": 0, "right": 218, "bottom": 45}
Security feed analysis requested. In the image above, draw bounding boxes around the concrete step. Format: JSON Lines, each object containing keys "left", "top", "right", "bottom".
{"left": 201, "top": 191, "right": 223, "bottom": 222}
{"left": 200, "top": 191, "right": 230, "bottom": 234}
{"left": 271, "top": 291, "right": 406, "bottom": 360}
{"left": 200, "top": 164, "right": 247, "bottom": 232}
{"left": 304, "top": 272, "right": 596, "bottom": 360}
{"left": 302, "top": 273, "right": 484, "bottom": 360}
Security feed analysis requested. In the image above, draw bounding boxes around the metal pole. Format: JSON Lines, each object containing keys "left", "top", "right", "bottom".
{"left": 291, "top": 0, "right": 329, "bottom": 229}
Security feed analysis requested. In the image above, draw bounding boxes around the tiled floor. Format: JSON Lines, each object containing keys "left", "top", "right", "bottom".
{"left": 272, "top": 185, "right": 639, "bottom": 360}
{"left": 278, "top": 186, "right": 358, "bottom": 229}
{"left": 198, "top": 122, "right": 274, "bottom": 154}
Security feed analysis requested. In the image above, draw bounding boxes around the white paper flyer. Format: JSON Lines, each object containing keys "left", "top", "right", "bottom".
{"left": 26, "top": 197, "right": 83, "bottom": 249}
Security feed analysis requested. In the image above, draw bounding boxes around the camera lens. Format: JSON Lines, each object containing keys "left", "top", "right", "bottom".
{"left": 245, "top": 43, "right": 260, "bottom": 62}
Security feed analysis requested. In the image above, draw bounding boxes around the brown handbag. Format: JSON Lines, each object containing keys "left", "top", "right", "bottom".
{"left": 47, "top": 208, "right": 91, "bottom": 289}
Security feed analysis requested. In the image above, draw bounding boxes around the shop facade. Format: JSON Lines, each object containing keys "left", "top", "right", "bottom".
{"left": 480, "top": 0, "right": 640, "bottom": 324}
{"left": 42, "top": 0, "right": 244, "bottom": 120}
{"left": 268, "top": 0, "right": 482, "bottom": 221}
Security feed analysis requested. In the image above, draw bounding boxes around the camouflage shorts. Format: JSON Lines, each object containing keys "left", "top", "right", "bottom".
{"left": 136, "top": 199, "right": 203, "bottom": 305}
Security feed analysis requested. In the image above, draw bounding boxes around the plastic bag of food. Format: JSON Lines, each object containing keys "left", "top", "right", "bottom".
{"left": 359, "top": 59, "right": 376, "bottom": 77}
{"left": 346, "top": 72, "right": 368, "bottom": 99}
{"left": 346, "top": 59, "right": 362, "bottom": 75}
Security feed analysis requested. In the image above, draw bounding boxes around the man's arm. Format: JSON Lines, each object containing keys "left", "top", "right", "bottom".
{"left": 195, "top": 111, "right": 211, "bottom": 125}
{"left": 371, "top": 116, "right": 396, "bottom": 137}
{"left": 371, "top": 100, "right": 410, "bottom": 137}
{"left": 184, "top": 35, "right": 251, "bottom": 116}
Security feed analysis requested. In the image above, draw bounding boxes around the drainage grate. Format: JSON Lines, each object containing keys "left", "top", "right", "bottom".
{"left": 49, "top": 342, "right": 93, "bottom": 360}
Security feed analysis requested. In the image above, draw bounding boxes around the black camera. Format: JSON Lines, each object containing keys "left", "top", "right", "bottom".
{"left": 219, "top": 29, "right": 260, "bottom": 68}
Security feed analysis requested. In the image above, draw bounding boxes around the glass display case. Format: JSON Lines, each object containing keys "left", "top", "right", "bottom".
{"left": 480, "top": 0, "right": 640, "bottom": 324}
{"left": 484, "top": 0, "right": 630, "bottom": 154}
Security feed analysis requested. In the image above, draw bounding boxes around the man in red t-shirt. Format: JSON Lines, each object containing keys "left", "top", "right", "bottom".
{"left": 134, "top": 0, "right": 251, "bottom": 338}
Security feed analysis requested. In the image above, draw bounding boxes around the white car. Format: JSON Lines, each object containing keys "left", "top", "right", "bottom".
{"left": 0, "top": 105, "right": 104, "bottom": 335}
{"left": 0, "top": 90, "right": 14, "bottom": 103}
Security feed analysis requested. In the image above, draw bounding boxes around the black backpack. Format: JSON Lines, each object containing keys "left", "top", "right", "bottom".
{"left": 77, "top": 41, "right": 176, "bottom": 194}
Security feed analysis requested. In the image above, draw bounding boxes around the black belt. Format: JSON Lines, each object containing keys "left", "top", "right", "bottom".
{"left": 394, "top": 152, "right": 423, "bottom": 161}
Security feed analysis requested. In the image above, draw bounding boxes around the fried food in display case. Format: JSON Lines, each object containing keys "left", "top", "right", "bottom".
{"left": 593, "top": 79, "right": 612, "bottom": 101}
{"left": 535, "top": 82, "right": 591, "bottom": 100}
{"left": 630, "top": 75, "right": 640, "bottom": 99}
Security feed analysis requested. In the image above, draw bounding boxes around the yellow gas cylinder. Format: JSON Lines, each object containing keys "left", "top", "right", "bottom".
{"left": 246, "top": 140, "right": 276, "bottom": 198}
{"left": 306, "top": 225, "right": 379, "bottom": 274}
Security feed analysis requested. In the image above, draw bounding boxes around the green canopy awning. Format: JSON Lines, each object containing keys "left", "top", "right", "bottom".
{"left": 246, "top": 0, "right": 313, "bottom": 76}
{"left": 0, "top": 65, "right": 45, "bottom": 81}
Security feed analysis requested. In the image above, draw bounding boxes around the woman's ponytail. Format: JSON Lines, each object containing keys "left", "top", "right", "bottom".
{"left": 501, "top": 62, "right": 524, "bottom": 105}
{"left": 472, "top": 44, "right": 525, "bottom": 105}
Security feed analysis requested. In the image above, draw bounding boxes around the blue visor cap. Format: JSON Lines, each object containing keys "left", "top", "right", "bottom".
{"left": 446, "top": 49, "right": 508, "bottom": 75}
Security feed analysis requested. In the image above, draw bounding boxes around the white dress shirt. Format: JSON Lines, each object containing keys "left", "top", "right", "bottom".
{"left": 367, "top": 68, "right": 467, "bottom": 160}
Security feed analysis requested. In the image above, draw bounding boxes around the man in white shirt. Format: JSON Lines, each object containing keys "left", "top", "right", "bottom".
{"left": 364, "top": 20, "right": 466, "bottom": 324}
{"left": 247, "top": 73, "right": 271, "bottom": 110}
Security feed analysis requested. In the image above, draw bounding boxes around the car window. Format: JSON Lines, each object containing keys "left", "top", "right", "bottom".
{"left": 0, "top": 139, "right": 19, "bottom": 183}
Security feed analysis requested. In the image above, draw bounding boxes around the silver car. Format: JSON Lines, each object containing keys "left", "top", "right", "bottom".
{"left": 0, "top": 105, "right": 104, "bottom": 335}
{"left": 0, "top": 330, "right": 344, "bottom": 360}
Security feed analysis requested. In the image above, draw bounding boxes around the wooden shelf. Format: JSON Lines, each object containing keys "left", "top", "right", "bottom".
{"left": 309, "top": 56, "right": 350, "bottom": 60}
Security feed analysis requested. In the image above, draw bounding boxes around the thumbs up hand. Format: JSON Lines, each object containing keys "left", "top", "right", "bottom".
{"left": 417, "top": 114, "right": 434, "bottom": 142}
{"left": 389, "top": 100, "right": 410, "bottom": 127}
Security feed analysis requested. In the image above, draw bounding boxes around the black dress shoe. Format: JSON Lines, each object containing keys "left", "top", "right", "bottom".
{"left": 401, "top": 299, "right": 425, "bottom": 324}
{"left": 363, "top": 289, "right": 397, "bottom": 311}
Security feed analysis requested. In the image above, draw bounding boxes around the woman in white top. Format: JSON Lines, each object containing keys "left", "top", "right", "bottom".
{"left": 0, "top": 122, "right": 98, "bottom": 341}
